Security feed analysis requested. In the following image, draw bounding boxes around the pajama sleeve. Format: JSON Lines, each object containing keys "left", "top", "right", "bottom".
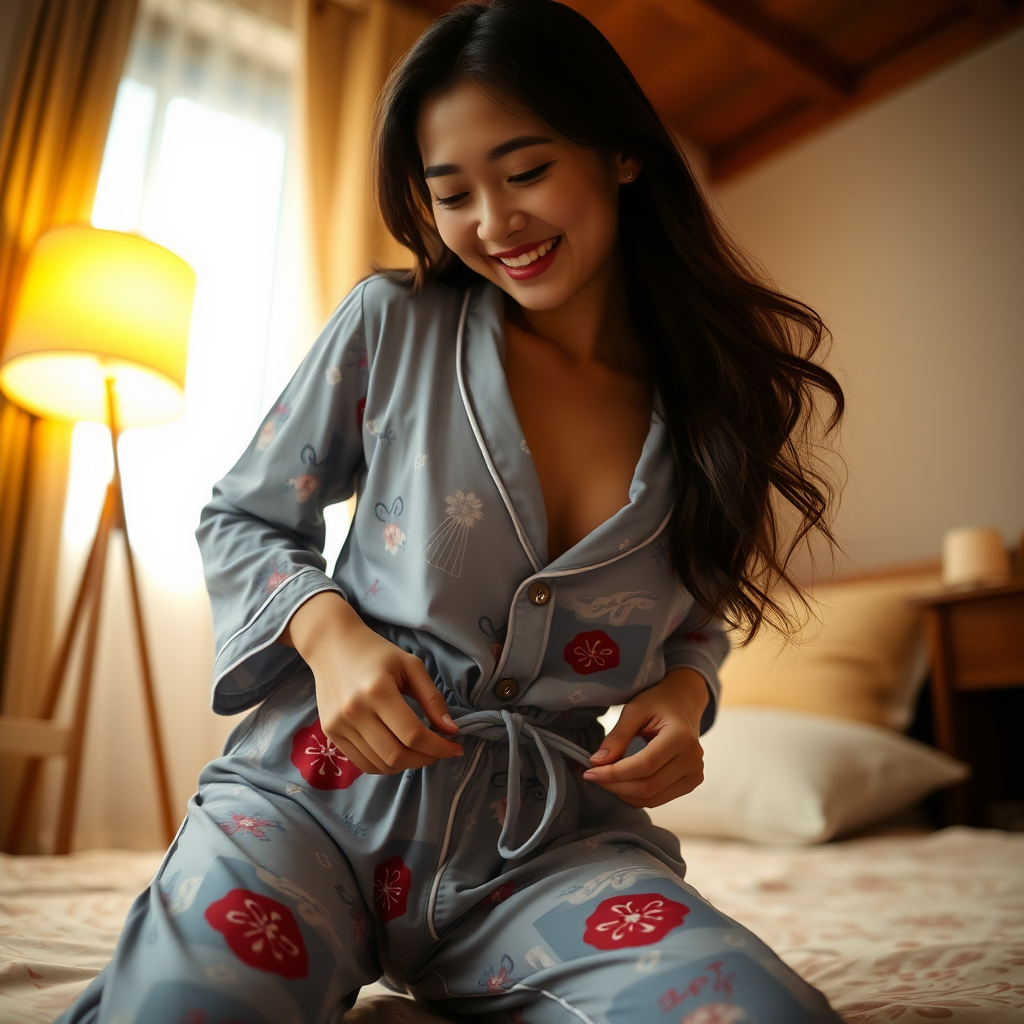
{"left": 661, "top": 605, "right": 730, "bottom": 734}
{"left": 196, "top": 280, "right": 373, "bottom": 714}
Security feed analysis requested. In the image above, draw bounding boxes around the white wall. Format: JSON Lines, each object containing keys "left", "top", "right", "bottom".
{"left": 712, "top": 28, "right": 1024, "bottom": 574}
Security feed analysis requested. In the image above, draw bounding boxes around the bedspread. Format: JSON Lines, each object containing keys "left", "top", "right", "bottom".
{"left": 1, "top": 827, "right": 1022, "bottom": 1023}
{"left": 680, "top": 828, "right": 1024, "bottom": 1023}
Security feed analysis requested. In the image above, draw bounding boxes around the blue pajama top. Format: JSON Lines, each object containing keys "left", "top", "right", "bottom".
{"left": 197, "top": 275, "right": 727, "bottom": 738}
{"left": 61, "top": 278, "right": 845, "bottom": 1024}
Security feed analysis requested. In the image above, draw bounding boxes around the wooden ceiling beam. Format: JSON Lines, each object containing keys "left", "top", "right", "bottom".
{"left": 965, "top": 0, "right": 1022, "bottom": 22}
{"left": 672, "top": 0, "right": 858, "bottom": 101}
{"left": 709, "top": 5, "right": 1024, "bottom": 179}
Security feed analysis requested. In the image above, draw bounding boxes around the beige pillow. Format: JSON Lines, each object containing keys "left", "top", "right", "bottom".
{"left": 719, "top": 573, "right": 942, "bottom": 729}
{"left": 648, "top": 706, "right": 968, "bottom": 845}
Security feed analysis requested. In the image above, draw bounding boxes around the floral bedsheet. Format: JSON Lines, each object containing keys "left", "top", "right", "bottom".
{"left": 682, "top": 827, "right": 1024, "bottom": 1023}
{"left": 1, "top": 827, "right": 1021, "bottom": 1023}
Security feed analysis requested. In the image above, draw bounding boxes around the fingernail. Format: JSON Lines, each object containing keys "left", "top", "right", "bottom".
{"left": 442, "top": 714, "right": 456, "bottom": 729}
{"left": 454, "top": 746, "right": 464, "bottom": 757}
{"left": 592, "top": 748, "right": 610, "bottom": 761}
{"left": 583, "top": 770, "right": 597, "bottom": 780}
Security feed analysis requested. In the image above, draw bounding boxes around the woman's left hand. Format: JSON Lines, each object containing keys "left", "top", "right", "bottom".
{"left": 582, "top": 667, "right": 709, "bottom": 807}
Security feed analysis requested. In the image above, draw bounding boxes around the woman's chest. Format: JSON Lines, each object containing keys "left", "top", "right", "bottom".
{"left": 506, "top": 352, "right": 651, "bottom": 561}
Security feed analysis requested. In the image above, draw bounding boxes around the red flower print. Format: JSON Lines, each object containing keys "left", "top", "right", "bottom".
{"left": 382, "top": 521, "right": 406, "bottom": 554}
{"left": 256, "top": 421, "right": 276, "bottom": 451}
{"left": 564, "top": 630, "right": 620, "bottom": 675}
{"left": 216, "top": 813, "right": 282, "bottom": 841}
{"left": 660, "top": 961, "right": 736, "bottom": 1013}
{"left": 356, "top": 397, "right": 366, "bottom": 430}
{"left": 583, "top": 893, "right": 689, "bottom": 949}
{"left": 257, "top": 558, "right": 290, "bottom": 594}
{"left": 290, "top": 720, "right": 363, "bottom": 790}
{"left": 479, "top": 953, "right": 514, "bottom": 992}
{"left": 288, "top": 473, "right": 319, "bottom": 503}
{"left": 482, "top": 880, "right": 516, "bottom": 909}
{"left": 204, "top": 889, "right": 308, "bottom": 979}
{"left": 373, "top": 855, "right": 412, "bottom": 921}
{"left": 683, "top": 632, "right": 709, "bottom": 643}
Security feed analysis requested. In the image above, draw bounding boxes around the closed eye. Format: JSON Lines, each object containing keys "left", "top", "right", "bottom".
{"left": 508, "top": 161, "right": 555, "bottom": 184}
{"left": 434, "top": 191, "right": 469, "bottom": 208}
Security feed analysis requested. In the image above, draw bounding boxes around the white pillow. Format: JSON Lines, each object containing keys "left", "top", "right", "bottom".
{"left": 645, "top": 707, "right": 968, "bottom": 845}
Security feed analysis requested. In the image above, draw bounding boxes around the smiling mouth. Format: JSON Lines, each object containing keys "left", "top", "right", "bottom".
{"left": 491, "top": 236, "right": 561, "bottom": 268}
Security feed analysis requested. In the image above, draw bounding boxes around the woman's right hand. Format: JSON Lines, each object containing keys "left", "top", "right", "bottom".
{"left": 282, "top": 591, "right": 462, "bottom": 775}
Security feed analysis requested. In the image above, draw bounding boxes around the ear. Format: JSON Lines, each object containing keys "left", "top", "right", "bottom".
{"left": 614, "top": 154, "right": 642, "bottom": 185}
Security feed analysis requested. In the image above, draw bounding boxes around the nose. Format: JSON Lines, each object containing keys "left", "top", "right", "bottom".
{"left": 477, "top": 194, "right": 527, "bottom": 243}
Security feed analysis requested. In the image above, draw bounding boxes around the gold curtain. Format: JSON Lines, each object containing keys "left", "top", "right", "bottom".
{"left": 0, "top": 0, "right": 138, "bottom": 850}
{"left": 303, "top": 0, "right": 429, "bottom": 321}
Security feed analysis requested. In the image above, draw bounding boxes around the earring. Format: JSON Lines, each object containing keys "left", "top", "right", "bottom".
{"left": 625, "top": 170, "right": 634, "bottom": 180}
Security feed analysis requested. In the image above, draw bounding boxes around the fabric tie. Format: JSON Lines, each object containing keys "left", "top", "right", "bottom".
{"left": 453, "top": 709, "right": 594, "bottom": 860}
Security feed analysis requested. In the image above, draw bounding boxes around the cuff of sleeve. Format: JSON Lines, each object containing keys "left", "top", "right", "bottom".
{"left": 211, "top": 567, "right": 347, "bottom": 715}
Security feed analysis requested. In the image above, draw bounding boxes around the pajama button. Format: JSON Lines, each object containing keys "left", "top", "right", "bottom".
{"left": 527, "top": 582, "right": 550, "bottom": 605}
{"left": 495, "top": 677, "right": 518, "bottom": 700}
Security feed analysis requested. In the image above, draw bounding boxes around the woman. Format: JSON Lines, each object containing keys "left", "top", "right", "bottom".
{"left": 60, "top": 2, "right": 843, "bottom": 1022}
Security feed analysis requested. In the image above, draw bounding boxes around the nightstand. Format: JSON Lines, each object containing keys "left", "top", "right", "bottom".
{"left": 910, "top": 578, "right": 1024, "bottom": 826}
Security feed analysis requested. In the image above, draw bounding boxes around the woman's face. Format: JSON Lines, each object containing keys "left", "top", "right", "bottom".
{"left": 416, "top": 79, "right": 639, "bottom": 313}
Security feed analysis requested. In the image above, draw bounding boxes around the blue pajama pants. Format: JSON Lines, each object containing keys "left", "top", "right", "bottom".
{"left": 57, "top": 673, "right": 841, "bottom": 1024}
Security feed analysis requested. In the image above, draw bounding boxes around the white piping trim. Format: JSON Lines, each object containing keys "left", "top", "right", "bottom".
{"left": 152, "top": 812, "right": 191, "bottom": 884}
{"left": 454, "top": 288, "right": 542, "bottom": 573}
{"left": 509, "top": 984, "right": 596, "bottom": 1024}
{"left": 215, "top": 582, "right": 345, "bottom": 689}
{"left": 425, "top": 969, "right": 456, "bottom": 999}
{"left": 530, "top": 503, "right": 674, "bottom": 583}
{"left": 216, "top": 566, "right": 326, "bottom": 657}
{"left": 426, "top": 740, "right": 486, "bottom": 941}
{"left": 482, "top": 504, "right": 675, "bottom": 695}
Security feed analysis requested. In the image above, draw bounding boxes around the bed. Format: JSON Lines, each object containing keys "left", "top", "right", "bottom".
{"left": 2, "top": 826, "right": 1023, "bottom": 1023}
{"left": 3, "top": 570, "right": 1023, "bottom": 1022}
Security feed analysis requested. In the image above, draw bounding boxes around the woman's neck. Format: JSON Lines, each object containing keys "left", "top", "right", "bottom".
{"left": 508, "top": 252, "right": 646, "bottom": 377}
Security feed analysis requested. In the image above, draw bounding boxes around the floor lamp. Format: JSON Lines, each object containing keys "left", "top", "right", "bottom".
{"left": 0, "top": 226, "right": 195, "bottom": 853}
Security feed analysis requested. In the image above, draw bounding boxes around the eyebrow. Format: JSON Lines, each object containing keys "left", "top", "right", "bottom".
{"left": 423, "top": 134, "right": 553, "bottom": 179}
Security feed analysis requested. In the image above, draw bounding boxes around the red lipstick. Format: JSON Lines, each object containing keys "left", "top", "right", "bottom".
{"left": 489, "top": 236, "right": 561, "bottom": 281}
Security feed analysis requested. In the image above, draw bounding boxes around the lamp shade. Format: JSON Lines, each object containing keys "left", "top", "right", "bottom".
{"left": 0, "top": 226, "right": 195, "bottom": 426}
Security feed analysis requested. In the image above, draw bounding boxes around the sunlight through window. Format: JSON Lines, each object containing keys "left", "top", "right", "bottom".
{"left": 69, "top": 0, "right": 299, "bottom": 591}
{"left": 92, "top": 80, "right": 157, "bottom": 232}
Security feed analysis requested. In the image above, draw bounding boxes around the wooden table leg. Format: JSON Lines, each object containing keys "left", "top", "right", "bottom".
{"left": 925, "top": 607, "right": 969, "bottom": 824}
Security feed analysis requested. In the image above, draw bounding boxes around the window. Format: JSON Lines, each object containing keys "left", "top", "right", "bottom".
{"left": 65, "top": 0, "right": 299, "bottom": 589}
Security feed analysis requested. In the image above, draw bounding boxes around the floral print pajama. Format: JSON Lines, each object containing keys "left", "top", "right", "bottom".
{"left": 57, "top": 277, "right": 842, "bottom": 1024}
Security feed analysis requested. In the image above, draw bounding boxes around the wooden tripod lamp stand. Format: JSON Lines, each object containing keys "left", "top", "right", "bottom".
{"left": 0, "top": 226, "right": 195, "bottom": 853}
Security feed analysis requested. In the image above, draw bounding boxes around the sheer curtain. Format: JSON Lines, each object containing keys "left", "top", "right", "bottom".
{"left": 304, "top": 0, "right": 427, "bottom": 318}
{"left": 49, "top": 0, "right": 309, "bottom": 851}
{"left": 42, "top": 0, "right": 429, "bottom": 851}
{"left": 0, "top": 0, "right": 139, "bottom": 852}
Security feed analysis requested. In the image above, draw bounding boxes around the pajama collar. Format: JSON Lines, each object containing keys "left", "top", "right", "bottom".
{"left": 458, "top": 283, "right": 678, "bottom": 576}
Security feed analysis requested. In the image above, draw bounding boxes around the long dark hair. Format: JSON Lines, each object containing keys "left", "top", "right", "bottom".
{"left": 372, "top": 0, "right": 843, "bottom": 637}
